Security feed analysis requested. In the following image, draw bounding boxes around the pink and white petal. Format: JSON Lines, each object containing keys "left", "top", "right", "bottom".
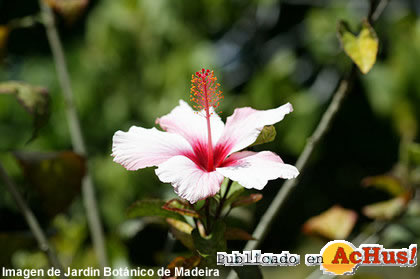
{"left": 156, "top": 100, "right": 224, "bottom": 147}
{"left": 112, "top": 126, "right": 192, "bottom": 171}
{"left": 155, "top": 155, "right": 224, "bottom": 204}
{"left": 216, "top": 151, "right": 299, "bottom": 190}
{"left": 216, "top": 103, "right": 293, "bottom": 155}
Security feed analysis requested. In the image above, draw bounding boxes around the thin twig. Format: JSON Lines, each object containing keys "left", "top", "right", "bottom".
{"left": 243, "top": 71, "right": 353, "bottom": 253}
{"left": 0, "top": 162, "right": 67, "bottom": 279}
{"left": 39, "top": 0, "right": 109, "bottom": 274}
{"left": 226, "top": 70, "right": 354, "bottom": 279}
{"left": 226, "top": 1, "right": 390, "bottom": 278}
{"left": 371, "top": 0, "right": 389, "bottom": 22}
{"left": 241, "top": 0, "right": 390, "bottom": 254}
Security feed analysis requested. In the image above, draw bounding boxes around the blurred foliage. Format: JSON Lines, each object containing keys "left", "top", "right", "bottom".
{"left": 1, "top": 0, "right": 420, "bottom": 278}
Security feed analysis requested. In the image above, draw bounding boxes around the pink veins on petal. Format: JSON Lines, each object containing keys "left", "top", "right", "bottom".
{"left": 112, "top": 69, "right": 299, "bottom": 203}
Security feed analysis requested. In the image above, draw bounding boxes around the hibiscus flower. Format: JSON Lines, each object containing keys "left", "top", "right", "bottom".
{"left": 112, "top": 69, "right": 299, "bottom": 203}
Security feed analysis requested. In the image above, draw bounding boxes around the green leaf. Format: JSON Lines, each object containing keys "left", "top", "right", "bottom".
{"left": 162, "top": 199, "right": 200, "bottom": 218}
{"left": 231, "top": 194, "right": 263, "bottom": 208}
{"left": 250, "top": 125, "right": 276, "bottom": 147}
{"left": 303, "top": 205, "right": 358, "bottom": 240}
{"left": 233, "top": 266, "right": 263, "bottom": 279}
{"left": 192, "top": 220, "right": 226, "bottom": 268}
{"left": 127, "top": 199, "right": 183, "bottom": 221}
{"left": 14, "top": 151, "right": 85, "bottom": 218}
{"left": 0, "top": 81, "right": 50, "bottom": 141}
{"left": 362, "top": 175, "right": 405, "bottom": 197}
{"left": 338, "top": 20, "right": 378, "bottom": 74}
{"left": 363, "top": 195, "right": 409, "bottom": 220}
{"left": 166, "top": 218, "right": 194, "bottom": 250}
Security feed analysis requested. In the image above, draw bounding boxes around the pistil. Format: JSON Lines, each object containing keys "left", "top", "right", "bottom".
{"left": 190, "top": 69, "right": 224, "bottom": 171}
{"left": 203, "top": 77, "right": 214, "bottom": 171}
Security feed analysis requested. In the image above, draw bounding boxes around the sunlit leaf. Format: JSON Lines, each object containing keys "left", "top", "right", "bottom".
{"left": 225, "top": 227, "right": 255, "bottom": 241}
{"left": 14, "top": 151, "right": 85, "bottom": 217}
{"left": 166, "top": 218, "right": 194, "bottom": 250}
{"left": 338, "top": 20, "right": 378, "bottom": 74}
{"left": 192, "top": 220, "right": 226, "bottom": 267}
{"left": 0, "top": 81, "right": 50, "bottom": 141}
{"left": 250, "top": 125, "right": 276, "bottom": 147}
{"left": 362, "top": 175, "right": 405, "bottom": 197}
{"left": 162, "top": 199, "right": 200, "bottom": 218}
{"left": 363, "top": 195, "right": 409, "bottom": 220}
{"left": 166, "top": 218, "right": 193, "bottom": 234}
{"left": 303, "top": 205, "right": 357, "bottom": 239}
{"left": 231, "top": 194, "right": 263, "bottom": 208}
{"left": 197, "top": 220, "right": 207, "bottom": 238}
{"left": 127, "top": 199, "right": 184, "bottom": 221}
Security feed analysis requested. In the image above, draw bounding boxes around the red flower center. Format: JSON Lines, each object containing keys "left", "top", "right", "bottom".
{"left": 183, "top": 141, "right": 232, "bottom": 172}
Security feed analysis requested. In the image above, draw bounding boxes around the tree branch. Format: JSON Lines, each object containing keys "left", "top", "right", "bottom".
{"left": 215, "top": 179, "right": 233, "bottom": 220}
{"left": 0, "top": 162, "right": 67, "bottom": 279}
{"left": 244, "top": 69, "right": 354, "bottom": 252}
{"left": 39, "top": 0, "right": 108, "bottom": 275}
{"left": 242, "top": 0, "right": 390, "bottom": 254}
{"left": 225, "top": 2, "right": 391, "bottom": 278}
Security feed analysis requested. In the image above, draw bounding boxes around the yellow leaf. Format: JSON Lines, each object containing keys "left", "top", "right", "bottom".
{"left": 362, "top": 175, "right": 405, "bottom": 197}
{"left": 166, "top": 218, "right": 193, "bottom": 234}
{"left": 363, "top": 195, "right": 409, "bottom": 220}
{"left": 166, "top": 218, "right": 194, "bottom": 250}
{"left": 303, "top": 205, "right": 357, "bottom": 239}
{"left": 338, "top": 20, "right": 379, "bottom": 74}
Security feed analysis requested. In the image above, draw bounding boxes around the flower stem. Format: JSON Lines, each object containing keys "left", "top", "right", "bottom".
{"left": 205, "top": 198, "right": 211, "bottom": 234}
{"left": 215, "top": 179, "right": 233, "bottom": 219}
{"left": 0, "top": 162, "right": 67, "bottom": 279}
{"left": 39, "top": 1, "right": 108, "bottom": 275}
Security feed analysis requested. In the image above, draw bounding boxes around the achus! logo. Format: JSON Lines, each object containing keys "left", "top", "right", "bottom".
{"left": 305, "top": 240, "right": 417, "bottom": 275}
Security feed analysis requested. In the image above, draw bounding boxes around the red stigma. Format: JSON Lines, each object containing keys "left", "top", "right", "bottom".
{"left": 190, "top": 69, "right": 224, "bottom": 114}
